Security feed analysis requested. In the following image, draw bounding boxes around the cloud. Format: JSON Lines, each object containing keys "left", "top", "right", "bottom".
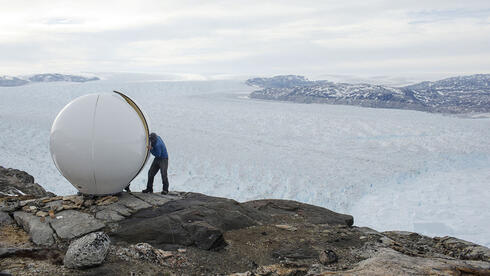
{"left": 0, "top": 0, "right": 489, "bottom": 77}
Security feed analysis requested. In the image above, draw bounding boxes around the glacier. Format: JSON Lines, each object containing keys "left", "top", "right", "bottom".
{"left": 0, "top": 76, "right": 489, "bottom": 247}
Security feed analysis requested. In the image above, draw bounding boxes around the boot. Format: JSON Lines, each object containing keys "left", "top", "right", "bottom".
{"left": 124, "top": 185, "right": 131, "bottom": 192}
{"left": 142, "top": 188, "right": 153, "bottom": 193}
{"left": 161, "top": 190, "right": 168, "bottom": 195}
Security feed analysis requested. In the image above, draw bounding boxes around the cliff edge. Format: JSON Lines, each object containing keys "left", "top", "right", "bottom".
{"left": 0, "top": 167, "right": 488, "bottom": 275}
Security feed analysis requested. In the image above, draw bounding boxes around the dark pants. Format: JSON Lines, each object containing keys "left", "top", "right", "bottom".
{"left": 146, "top": 158, "right": 169, "bottom": 192}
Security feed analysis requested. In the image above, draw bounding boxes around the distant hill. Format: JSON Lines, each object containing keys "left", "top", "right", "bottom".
{"left": 246, "top": 74, "right": 490, "bottom": 114}
{"left": 0, "top": 73, "right": 99, "bottom": 87}
{"left": 0, "top": 76, "right": 29, "bottom": 87}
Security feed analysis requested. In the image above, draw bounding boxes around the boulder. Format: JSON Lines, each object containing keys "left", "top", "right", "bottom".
{"left": 0, "top": 211, "right": 14, "bottom": 226}
{"left": 64, "top": 232, "right": 110, "bottom": 269}
{"left": 13, "top": 211, "right": 54, "bottom": 246}
{"left": 0, "top": 166, "right": 53, "bottom": 198}
{"left": 50, "top": 210, "right": 105, "bottom": 240}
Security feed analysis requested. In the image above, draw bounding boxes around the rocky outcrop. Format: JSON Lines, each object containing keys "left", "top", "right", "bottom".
{"left": 383, "top": 231, "right": 490, "bottom": 262}
{"left": 110, "top": 193, "right": 353, "bottom": 251}
{"left": 311, "top": 248, "right": 490, "bottom": 275}
{"left": 0, "top": 166, "right": 53, "bottom": 198}
{"left": 63, "top": 232, "right": 110, "bottom": 269}
{"left": 0, "top": 167, "right": 488, "bottom": 275}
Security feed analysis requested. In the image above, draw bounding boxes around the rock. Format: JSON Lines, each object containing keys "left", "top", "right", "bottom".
{"left": 319, "top": 249, "right": 338, "bottom": 265}
{"left": 125, "top": 243, "right": 173, "bottom": 265}
{"left": 62, "top": 195, "right": 84, "bottom": 206}
{"left": 0, "top": 211, "right": 14, "bottom": 226}
{"left": 435, "top": 236, "right": 490, "bottom": 261}
{"left": 132, "top": 192, "right": 174, "bottom": 206}
{"left": 184, "top": 221, "right": 226, "bottom": 250}
{"left": 272, "top": 245, "right": 318, "bottom": 260}
{"left": 61, "top": 203, "right": 80, "bottom": 210}
{"left": 111, "top": 193, "right": 264, "bottom": 250}
{"left": 44, "top": 200, "right": 63, "bottom": 212}
{"left": 243, "top": 199, "right": 353, "bottom": 226}
{"left": 95, "top": 196, "right": 118, "bottom": 206}
{"left": 0, "top": 198, "right": 20, "bottom": 212}
{"left": 255, "top": 264, "right": 308, "bottom": 276}
{"left": 13, "top": 211, "right": 54, "bottom": 246}
{"left": 111, "top": 193, "right": 355, "bottom": 251}
{"left": 275, "top": 224, "right": 297, "bottom": 231}
{"left": 95, "top": 209, "right": 126, "bottom": 222}
{"left": 19, "top": 199, "right": 36, "bottom": 207}
{"left": 64, "top": 232, "right": 110, "bottom": 269}
{"left": 378, "top": 236, "right": 395, "bottom": 246}
{"left": 35, "top": 211, "right": 48, "bottom": 217}
{"left": 50, "top": 210, "right": 105, "bottom": 240}
{"left": 115, "top": 193, "right": 152, "bottom": 211}
{"left": 229, "top": 272, "right": 253, "bottom": 276}
{"left": 42, "top": 196, "right": 63, "bottom": 204}
{"left": 83, "top": 199, "right": 94, "bottom": 207}
{"left": 0, "top": 166, "right": 52, "bottom": 198}
{"left": 319, "top": 248, "right": 490, "bottom": 275}
{"left": 97, "top": 202, "right": 132, "bottom": 217}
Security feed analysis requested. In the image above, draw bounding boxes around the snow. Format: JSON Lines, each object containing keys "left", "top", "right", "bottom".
{"left": 0, "top": 77, "right": 489, "bottom": 247}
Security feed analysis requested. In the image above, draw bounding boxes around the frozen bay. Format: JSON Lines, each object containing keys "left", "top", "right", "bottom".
{"left": 0, "top": 77, "right": 489, "bottom": 246}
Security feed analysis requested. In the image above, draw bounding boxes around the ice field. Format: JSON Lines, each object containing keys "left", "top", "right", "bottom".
{"left": 0, "top": 76, "right": 489, "bottom": 246}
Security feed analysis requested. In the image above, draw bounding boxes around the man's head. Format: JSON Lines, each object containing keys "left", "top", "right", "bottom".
{"left": 149, "top": 132, "right": 157, "bottom": 146}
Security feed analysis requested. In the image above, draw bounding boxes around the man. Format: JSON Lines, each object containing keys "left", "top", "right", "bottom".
{"left": 142, "top": 132, "right": 169, "bottom": 194}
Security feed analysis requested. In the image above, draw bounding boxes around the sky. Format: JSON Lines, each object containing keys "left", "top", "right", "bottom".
{"left": 0, "top": 0, "right": 489, "bottom": 80}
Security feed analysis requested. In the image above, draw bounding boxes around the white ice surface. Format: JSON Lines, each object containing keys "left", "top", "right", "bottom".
{"left": 0, "top": 78, "right": 489, "bottom": 247}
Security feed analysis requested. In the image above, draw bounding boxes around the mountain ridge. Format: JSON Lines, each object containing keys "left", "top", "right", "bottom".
{"left": 246, "top": 74, "right": 490, "bottom": 114}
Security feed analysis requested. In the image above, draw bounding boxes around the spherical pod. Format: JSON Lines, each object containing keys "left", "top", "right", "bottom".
{"left": 50, "top": 91, "right": 150, "bottom": 195}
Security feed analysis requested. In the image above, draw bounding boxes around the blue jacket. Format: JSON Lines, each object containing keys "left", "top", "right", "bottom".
{"left": 150, "top": 136, "right": 168, "bottom": 159}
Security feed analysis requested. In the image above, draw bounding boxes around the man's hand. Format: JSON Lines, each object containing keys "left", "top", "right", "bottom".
{"left": 147, "top": 145, "right": 152, "bottom": 150}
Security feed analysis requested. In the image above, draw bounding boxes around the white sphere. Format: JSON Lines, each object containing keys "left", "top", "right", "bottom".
{"left": 50, "top": 91, "right": 150, "bottom": 195}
